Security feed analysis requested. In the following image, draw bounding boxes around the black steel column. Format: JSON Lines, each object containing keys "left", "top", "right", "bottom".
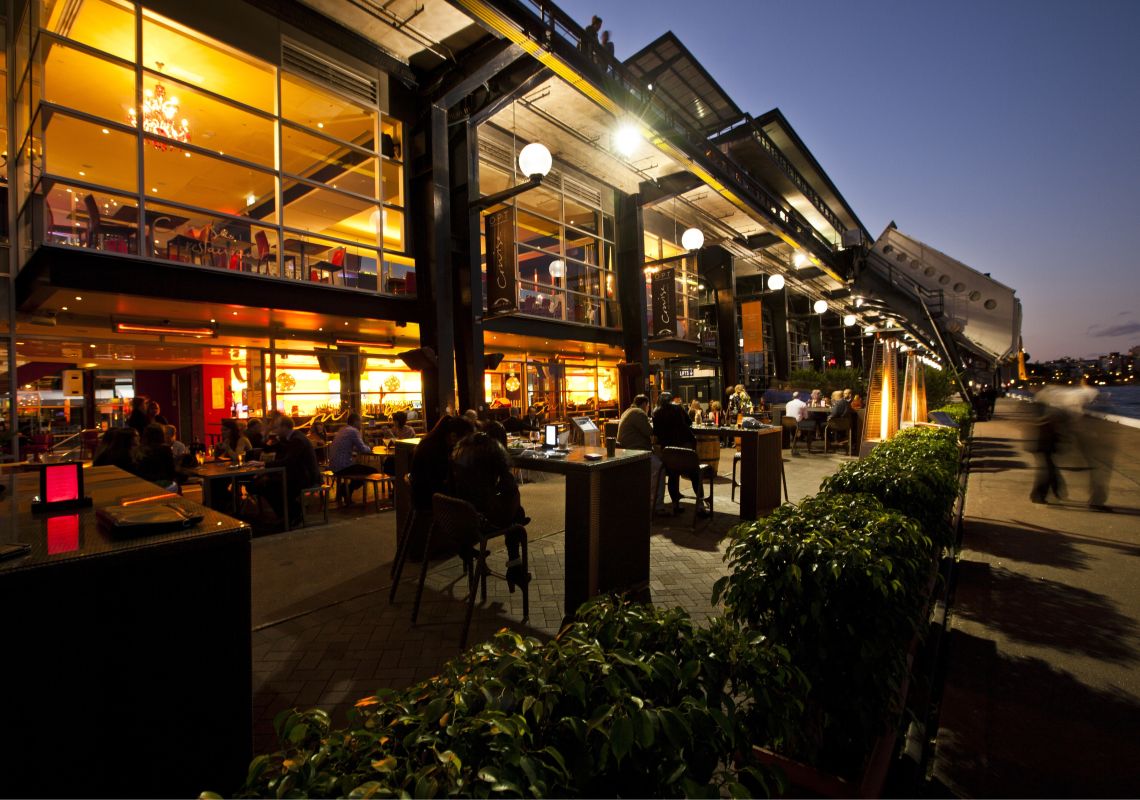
{"left": 808, "top": 314, "right": 824, "bottom": 371}
{"left": 615, "top": 191, "right": 648, "bottom": 390}
{"left": 409, "top": 103, "right": 456, "bottom": 427}
{"left": 450, "top": 117, "right": 485, "bottom": 414}
{"left": 769, "top": 288, "right": 790, "bottom": 380}
{"left": 698, "top": 246, "right": 737, "bottom": 391}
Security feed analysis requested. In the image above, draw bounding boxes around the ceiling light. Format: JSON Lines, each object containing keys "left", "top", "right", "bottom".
{"left": 813, "top": 299, "right": 828, "bottom": 314}
{"left": 517, "top": 142, "right": 552, "bottom": 179}
{"left": 793, "top": 251, "right": 808, "bottom": 268}
{"left": 101, "top": 128, "right": 110, "bottom": 134}
{"left": 613, "top": 123, "right": 640, "bottom": 157}
{"left": 843, "top": 314, "right": 857, "bottom": 327}
{"left": 129, "top": 63, "right": 191, "bottom": 150}
{"left": 61, "top": 306, "right": 69, "bottom": 311}
{"left": 681, "top": 228, "right": 704, "bottom": 251}
{"left": 75, "top": 296, "right": 82, "bottom": 301}
{"left": 78, "top": 171, "right": 86, "bottom": 177}
{"left": 245, "top": 194, "right": 256, "bottom": 207}
{"left": 89, "top": 344, "right": 96, "bottom": 348}
{"left": 767, "top": 274, "right": 785, "bottom": 291}
{"left": 548, "top": 259, "right": 565, "bottom": 279}
{"left": 855, "top": 297, "right": 864, "bottom": 307}
{"left": 317, "top": 122, "right": 324, "bottom": 129}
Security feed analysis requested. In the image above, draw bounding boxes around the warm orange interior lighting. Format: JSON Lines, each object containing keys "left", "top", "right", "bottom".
{"left": 334, "top": 339, "right": 396, "bottom": 349}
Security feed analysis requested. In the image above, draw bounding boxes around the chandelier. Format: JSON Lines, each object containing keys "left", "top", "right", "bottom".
{"left": 128, "top": 64, "right": 191, "bottom": 150}
{"left": 505, "top": 373, "right": 521, "bottom": 393}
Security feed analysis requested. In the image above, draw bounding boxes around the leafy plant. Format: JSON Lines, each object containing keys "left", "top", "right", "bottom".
{"left": 930, "top": 402, "right": 974, "bottom": 439}
{"left": 234, "top": 599, "right": 805, "bottom": 799}
{"left": 713, "top": 493, "right": 933, "bottom": 778}
{"left": 923, "top": 366, "right": 954, "bottom": 410}
{"left": 786, "top": 367, "right": 865, "bottom": 397}
{"left": 820, "top": 426, "right": 960, "bottom": 547}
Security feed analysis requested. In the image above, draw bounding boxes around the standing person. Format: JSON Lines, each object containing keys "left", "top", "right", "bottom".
{"left": 328, "top": 412, "right": 376, "bottom": 503}
{"left": 580, "top": 14, "right": 602, "bottom": 52}
{"left": 652, "top": 392, "right": 708, "bottom": 517}
{"left": 601, "top": 29, "right": 615, "bottom": 59}
{"left": 617, "top": 394, "right": 666, "bottom": 515}
{"left": 1029, "top": 402, "right": 1065, "bottom": 504}
{"left": 268, "top": 416, "right": 321, "bottom": 525}
{"left": 126, "top": 396, "right": 149, "bottom": 435}
{"left": 707, "top": 400, "right": 724, "bottom": 427}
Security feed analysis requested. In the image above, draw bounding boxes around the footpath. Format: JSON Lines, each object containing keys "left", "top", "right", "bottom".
{"left": 931, "top": 398, "right": 1140, "bottom": 796}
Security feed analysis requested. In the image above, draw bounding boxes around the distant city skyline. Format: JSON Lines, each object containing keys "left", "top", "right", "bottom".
{"left": 557, "top": 0, "right": 1140, "bottom": 361}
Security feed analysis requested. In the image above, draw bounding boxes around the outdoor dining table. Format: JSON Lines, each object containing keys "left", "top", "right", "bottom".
{"left": 392, "top": 439, "right": 651, "bottom": 617}
{"left": 690, "top": 424, "right": 784, "bottom": 519}
{"left": 0, "top": 465, "right": 251, "bottom": 797}
{"left": 181, "top": 459, "right": 289, "bottom": 529}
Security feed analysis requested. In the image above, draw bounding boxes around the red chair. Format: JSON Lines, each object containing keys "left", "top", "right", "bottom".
{"left": 311, "top": 246, "right": 346, "bottom": 284}
{"left": 404, "top": 271, "right": 416, "bottom": 295}
{"left": 228, "top": 252, "right": 242, "bottom": 271}
{"left": 25, "top": 433, "right": 53, "bottom": 459}
{"left": 253, "top": 231, "right": 274, "bottom": 274}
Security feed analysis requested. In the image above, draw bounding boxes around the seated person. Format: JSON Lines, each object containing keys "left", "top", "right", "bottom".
{"left": 328, "top": 411, "right": 376, "bottom": 500}
{"left": 133, "top": 423, "right": 178, "bottom": 489}
{"left": 652, "top": 392, "right": 709, "bottom": 517}
{"left": 381, "top": 410, "right": 417, "bottom": 441}
{"left": 828, "top": 390, "right": 851, "bottom": 419}
{"left": 93, "top": 427, "right": 138, "bottom": 472}
{"left": 261, "top": 416, "right": 320, "bottom": 525}
{"left": 410, "top": 415, "right": 477, "bottom": 514}
{"left": 245, "top": 418, "right": 265, "bottom": 450}
{"left": 449, "top": 431, "right": 529, "bottom": 588}
{"left": 215, "top": 419, "right": 252, "bottom": 461}
{"left": 163, "top": 424, "right": 189, "bottom": 461}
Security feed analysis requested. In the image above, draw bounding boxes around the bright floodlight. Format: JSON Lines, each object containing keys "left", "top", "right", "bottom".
{"left": 843, "top": 314, "right": 857, "bottom": 327}
{"left": 767, "top": 273, "right": 785, "bottom": 291}
{"left": 793, "top": 251, "right": 809, "bottom": 268}
{"left": 548, "top": 259, "right": 565, "bottom": 279}
{"left": 613, "top": 123, "right": 640, "bottom": 157}
{"left": 518, "top": 142, "right": 552, "bottom": 179}
{"left": 813, "top": 299, "right": 827, "bottom": 314}
{"left": 681, "top": 227, "right": 704, "bottom": 251}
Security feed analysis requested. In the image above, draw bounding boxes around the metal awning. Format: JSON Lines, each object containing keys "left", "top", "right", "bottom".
{"left": 623, "top": 32, "right": 744, "bottom": 136}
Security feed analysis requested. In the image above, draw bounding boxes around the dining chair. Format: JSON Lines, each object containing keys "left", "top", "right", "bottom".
{"left": 253, "top": 231, "right": 275, "bottom": 275}
{"left": 823, "top": 414, "right": 854, "bottom": 456}
{"left": 82, "top": 194, "right": 104, "bottom": 249}
{"left": 656, "top": 446, "right": 716, "bottom": 527}
{"left": 394, "top": 492, "right": 529, "bottom": 649}
{"left": 311, "top": 246, "right": 346, "bottom": 285}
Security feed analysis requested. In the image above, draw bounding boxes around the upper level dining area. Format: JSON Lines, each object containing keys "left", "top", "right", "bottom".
{"left": 11, "top": 0, "right": 414, "bottom": 296}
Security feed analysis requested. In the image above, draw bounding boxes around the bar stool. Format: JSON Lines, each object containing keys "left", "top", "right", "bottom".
{"left": 299, "top": 484, "right": 330, "bottom": 526}
{"left": 657, "top": 446, "right": 716, "bottom": 526}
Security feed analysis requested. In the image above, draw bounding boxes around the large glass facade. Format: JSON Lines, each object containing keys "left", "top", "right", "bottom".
{"left": 644, "top": 209, "right": 702, "bottom": 342}
{"left": 478, "top": 131, "right": 618, "bottom": 327}
{"left": 14, "top": 0, "right": 409, "bottom": 294}
{"left": 484, "top": 353, "right": 620, "bottom": 422}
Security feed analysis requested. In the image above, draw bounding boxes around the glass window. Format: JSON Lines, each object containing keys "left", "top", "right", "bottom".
{"left": 282, "top": 123, "right": 377, "bottom": 194}
{"left": 42, "top": 0, "right": 135, "bottom": 62}
{"left": 281, "top": 71, "right": 376, "bottom": 150}
{"left": 381, "top": 159, "right": 402, "bottom": 206}
{"left": 138, "top": 70, "right": 275, "bottom": 167}
{"left": 143, "top": 11, "right": 275, "bottom": 114}
{"left": 145, "top": 140, "right": 275, "bottom": 221}
{"left": 42, "top": 38, "right": 135, "bottom": 125}
{"left": 281, "top": 178, "right": 379, "bottom": 244}
{"left": 44, "top": 111, "right": 138, "bottom": 192}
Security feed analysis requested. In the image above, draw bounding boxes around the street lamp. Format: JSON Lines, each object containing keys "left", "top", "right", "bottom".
{"left": 681, "top": 227, "right": 704, "bottom": 251}
{"left": 470, "top": 141, "right": 553, "bottom": 210}
{"left": 767, "top": 273, "right": 785, "bottom": 291}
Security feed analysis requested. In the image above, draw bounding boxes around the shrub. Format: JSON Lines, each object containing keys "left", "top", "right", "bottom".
{"left": 924, "top": 366, "right": 954, "bottom": 410}
{"left": 820, "top": 427, "right": 959, "bottom": 547}
{"left": 713, "top": 493, "right": 932, "bottom": 777}
{"left": 786, "top": 367, "right": 865, "bottom": 397}
{"left": 235, "top": 599, "right": 806, "bottom": 799}
{"left": 931, "top": 402, "right": 974, "bottom": 439}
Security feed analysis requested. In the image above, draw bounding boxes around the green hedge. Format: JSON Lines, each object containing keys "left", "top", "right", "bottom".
{"left": 235, "top": 599, "right": 806, "bottom": 799}
{"left": 714, "top": 493, "right": 932, "bottom": 776}
{"left": 930, "top": 402, "right": 974, "bottom": 439}
{"left": 819, "top": 426, "right": 960, "bottom": 547}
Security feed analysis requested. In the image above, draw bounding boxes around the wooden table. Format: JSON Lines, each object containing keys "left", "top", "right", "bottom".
{"left": 0, "top": 466, "right": 251, "bottom": 797}
{"left": 691, "top": 424, "right": 784, "bottom": 519}
{"left": 393, "top": 439, "right": 651, "bottom": 617}
{"left": 181, "top": 460, "right": 289, "bottom": 529}
{"left": 282, "top": 238, "right": 328, "bottom": 279}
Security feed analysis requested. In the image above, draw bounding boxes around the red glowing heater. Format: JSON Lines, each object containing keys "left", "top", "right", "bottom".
{"left": 114, "top": 321, "right": 217, "bottom": 337}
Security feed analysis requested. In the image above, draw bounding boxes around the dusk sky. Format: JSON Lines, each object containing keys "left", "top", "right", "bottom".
{"left": 558, "top": 0, "right": 1140, "bottom": 362}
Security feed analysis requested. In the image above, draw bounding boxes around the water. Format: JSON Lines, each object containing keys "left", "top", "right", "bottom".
{"left": 1096, "top": 384, "right": 1140, "bottom": 421}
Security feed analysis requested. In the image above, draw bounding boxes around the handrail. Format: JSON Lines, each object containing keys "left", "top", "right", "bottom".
{"left": 490, "top": 0, "right": 841, "bottom": 264}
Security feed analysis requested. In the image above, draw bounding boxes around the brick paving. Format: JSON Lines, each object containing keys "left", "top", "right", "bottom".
{"left": 249, "top": 446, "right": 852, "bottom": 754}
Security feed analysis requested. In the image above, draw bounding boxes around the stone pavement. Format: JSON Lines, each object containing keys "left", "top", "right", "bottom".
{"left": 249, "top": 443, "right": 852, "bottom": 756}
{"left": 931, "top": 399, "right": 1140, "bottom": 797}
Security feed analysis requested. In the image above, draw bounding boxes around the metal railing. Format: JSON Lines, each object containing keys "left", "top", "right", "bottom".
{"left": 504, "top": 0, "right": 840, "bottom": 262}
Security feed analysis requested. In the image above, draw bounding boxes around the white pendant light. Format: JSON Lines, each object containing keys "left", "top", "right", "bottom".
{"left": 767, "top": 273, "right": 785, "bottom": 291}
{"left": 793, "top": 251, "right": 809, "bottom": 268}
{"left": 681, "top": 227, "right": 704, "bottom": 251}
{"left": 517, "top": 142, "right": 552, "bottom": 179}
{"left": 843, "top": 314, "right": 857, "bottom": 327}
{"left": 814, "top": 299, "right": 828, "bottom": 314}
{"left": 548, "top": 259, "right": 565, "bottom": 279}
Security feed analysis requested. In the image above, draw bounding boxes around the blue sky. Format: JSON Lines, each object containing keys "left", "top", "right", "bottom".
{"left": 556, "top": 0, "right": 1140, "bottom": 361}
